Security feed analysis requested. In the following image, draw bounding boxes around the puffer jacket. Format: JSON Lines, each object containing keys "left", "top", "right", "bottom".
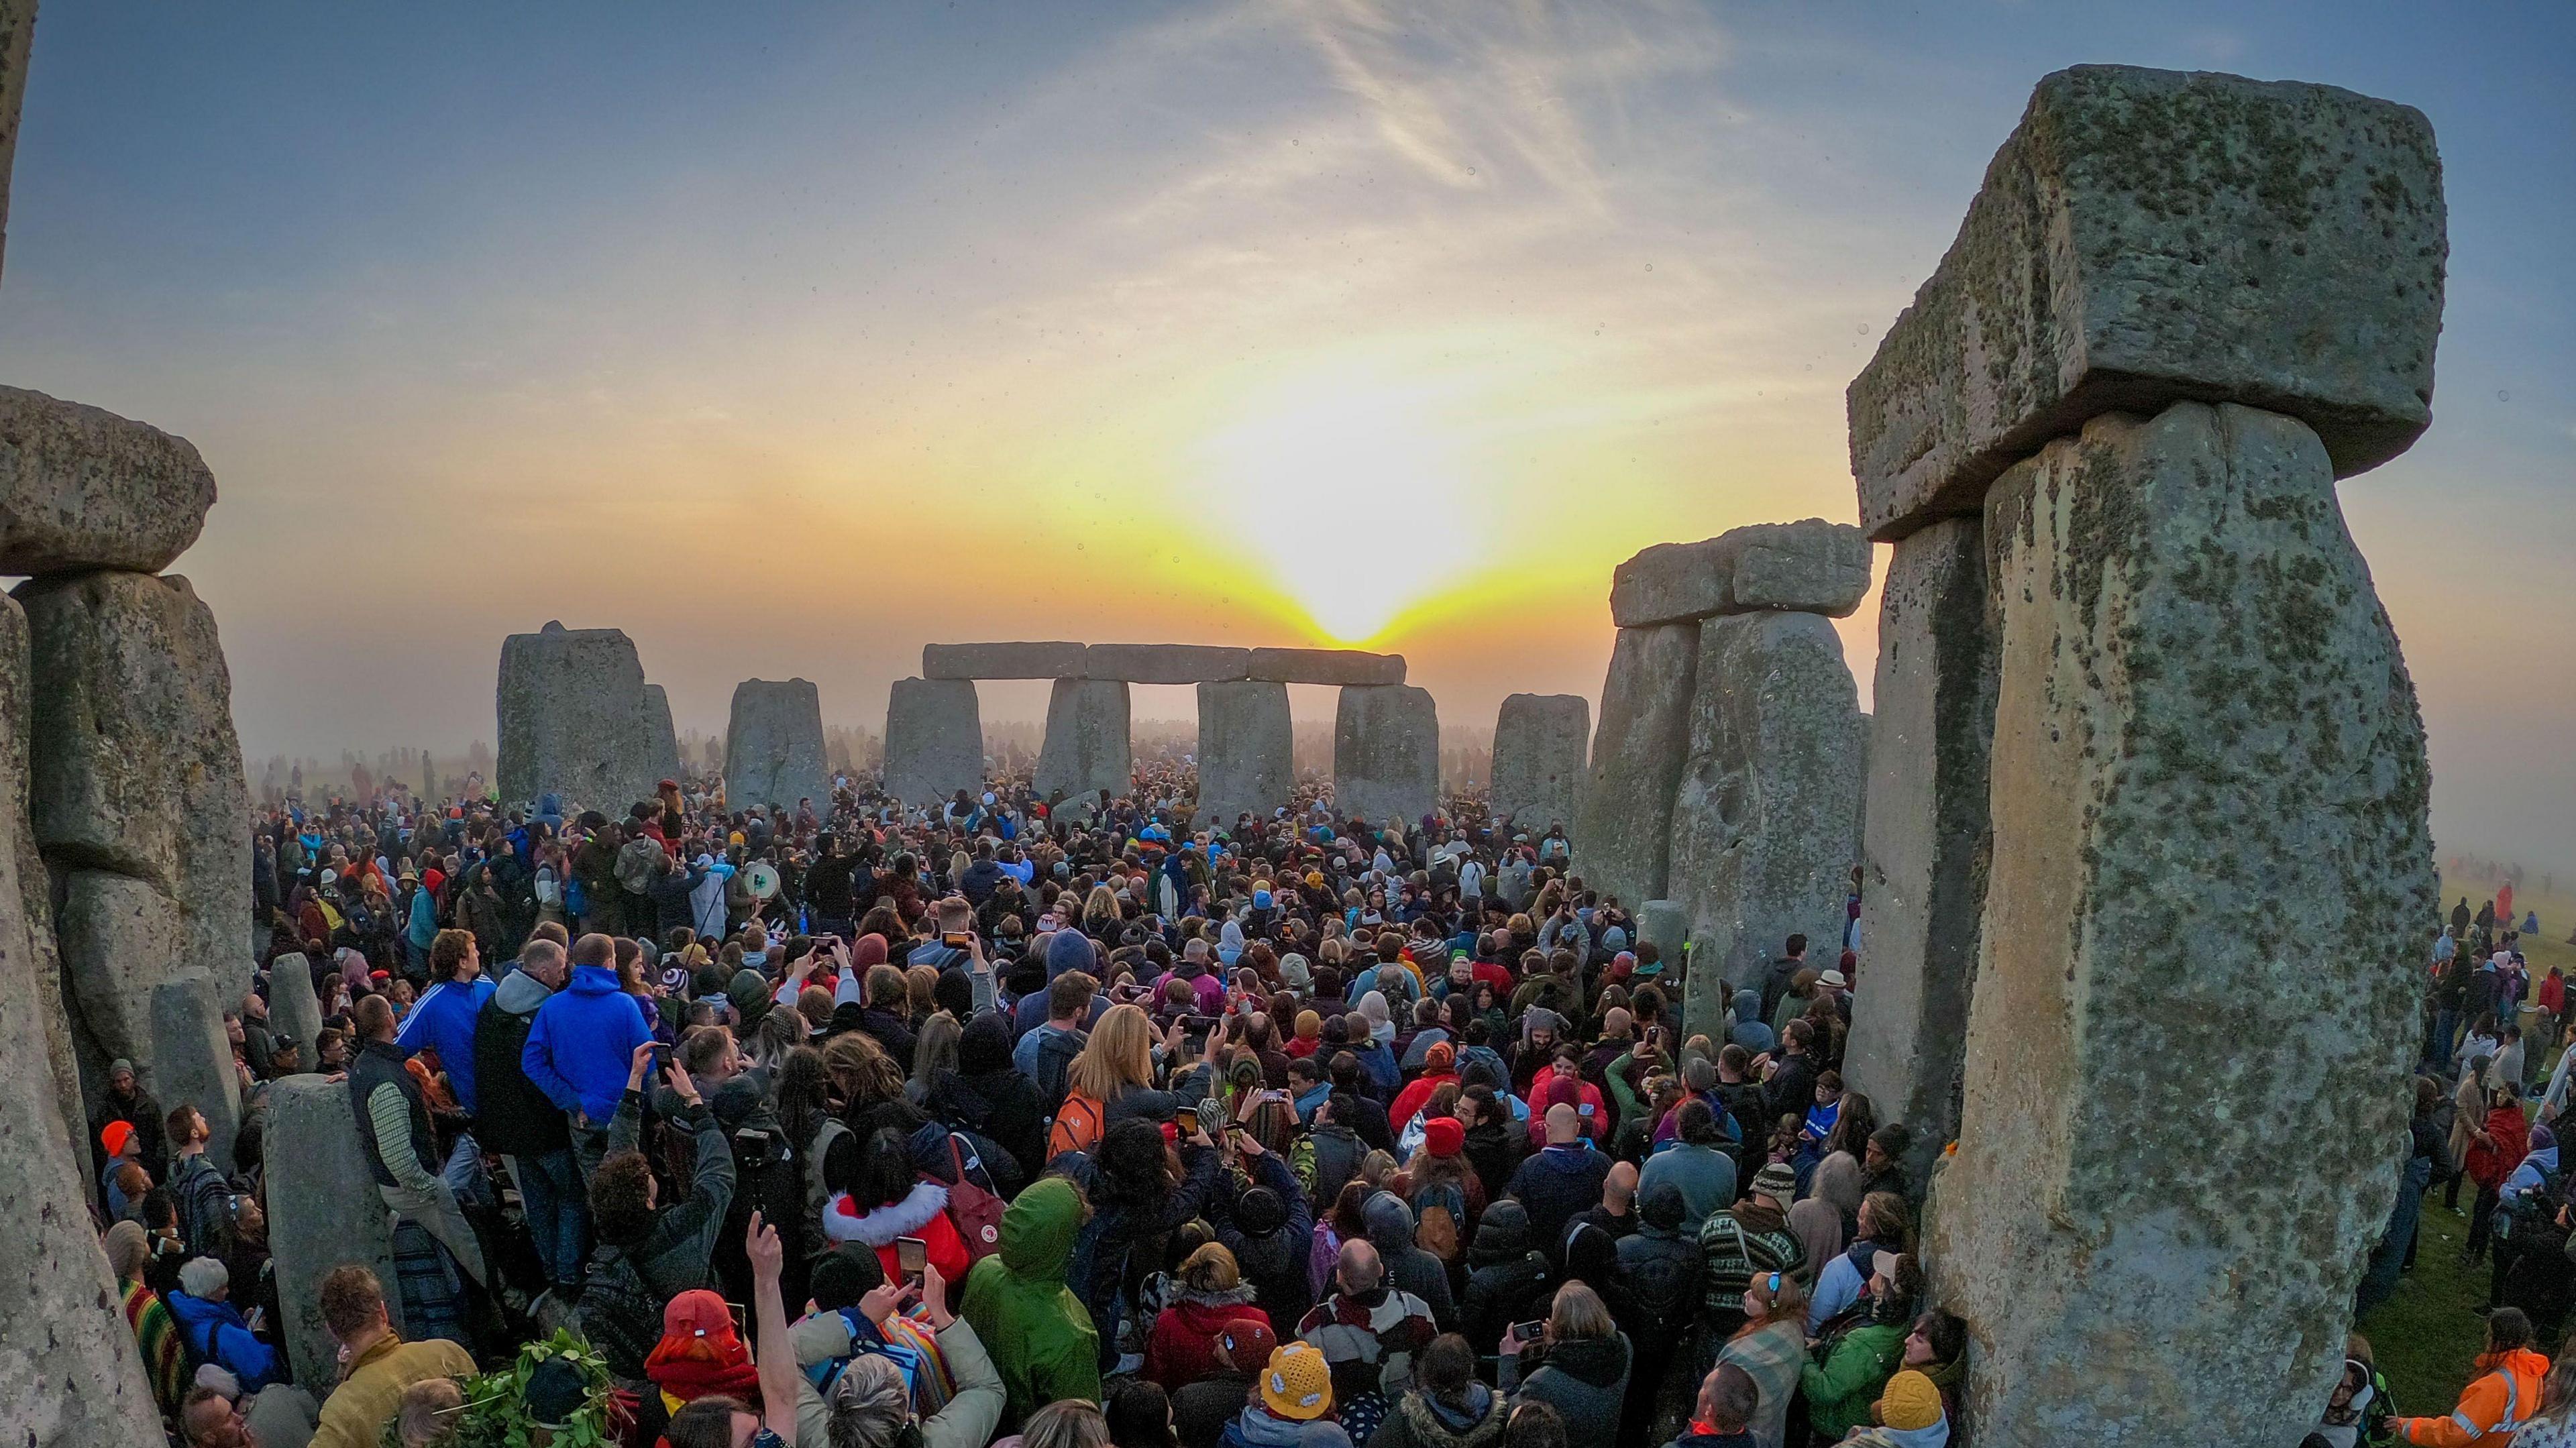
{"left": 1510, "top": 1331, "right": 1631, "bottom": 1445}
{"left": 1364, "top": 1190, "right": 1458, "bottom": 1330}
{"left": 1370, "top": 1384, "right": 1505, "bottom": 1448}
{"left": 960, "top": 1177, "right": 1101, "bottom": 1427}
{"left": 1615, "top": 1192, "right": 1701, "bottom": 1334}
{"left": 1145, "top": 1284, "right": 1271, "bottom": 1392}
{"left": 1460, "top": 1201, "right": 1551, "bottom": 1352}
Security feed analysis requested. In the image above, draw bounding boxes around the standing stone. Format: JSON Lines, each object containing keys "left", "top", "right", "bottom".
{"left": 0, "top": 0, "right": 28, "bottom": 288}
{"left": 1845, "top": 517, "right": 1995, "bottom": 1182}
{"left": 494, "top": 622, "right": 662, "bottom": 812}
{"left": 1635, "top": 899, "right": 1690, "bottom": 978}
{"left": 724, "top": 679, "right": 828, "bottom": 813}
{"left": 1932, "top": 402, "right": 2432, "bottom": 1445}
{"left": 1664, "top": 612, "right": 1864, "bottom": 1038}
{"left": 0, "top": 590, "right": 79, "bottom": 1166}
{"left": 1489, "top": 694, "right": 1589, "bottom": 832}
{"left": 1573, "top": 622, "right": 1701, "bottom": 910}
{"left": 1333, "top": 684, "right": 1439, "bottom": 828}
{"left": 55, "top": 869, "right": 182, "bottom": 1066}
{"left": 1034, "top": 677, "right": 1132, "bottom": 803}
{"left": 0, "top": 786, "right": 166, "bottom": 1448}
{"left": 20, "top": 570, "right": 250, "bottom": 991}
{"left": 881, "top": 678, "right": 983, "bottom": 805}
{"left": 1846, "top": 66, "right": 2447, "bottom": 541}
{"left": 645, "top": 683, "right": 682, "bottom": 785}
{"left": 150, "top": 973, "right": 240, "bottom": 1173}
{"left": 266, "top": 1074, "right": 407, "bottom": 1390}
{"left": 267, "top": 952, "right": 322, "bottom": 1074}
{"left": 1196, "top": 681, "right": 1292, "bottom": 828}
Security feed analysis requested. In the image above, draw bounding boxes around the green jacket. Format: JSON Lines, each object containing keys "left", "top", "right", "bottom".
{"left": 1800, "top": 1319, "right": 1906, "bottom": 1440}
{"left": 959, "top": 1176, "right": 1100, "bottom": 1426}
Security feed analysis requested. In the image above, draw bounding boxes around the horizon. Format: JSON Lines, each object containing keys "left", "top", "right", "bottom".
{"left": 7, "top": 1, "right": 2571, "bottom": 867}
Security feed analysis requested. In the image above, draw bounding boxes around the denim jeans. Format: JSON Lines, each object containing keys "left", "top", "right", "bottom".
{"left": 507, "top": 1147, "right": 589, "bottom": 1288}
{"left": 2432, "top": 1007, "right": 2460, "bottom": 1071}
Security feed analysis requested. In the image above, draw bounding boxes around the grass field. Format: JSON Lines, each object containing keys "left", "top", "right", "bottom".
{"left": 2355, "top": 870, "right": 2576, "bottom": 1414}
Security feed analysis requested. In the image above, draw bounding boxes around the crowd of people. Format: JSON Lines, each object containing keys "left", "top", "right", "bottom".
{"left": 82, "top": 765, "right": 2560, "bottom": 1447}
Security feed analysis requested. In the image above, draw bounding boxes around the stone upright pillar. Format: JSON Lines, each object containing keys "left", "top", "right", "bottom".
{"left": 1845, "top": 66, "right": 2445, "bottom": 1445}
{"left": 1663, "top": 611, "right": 1866, "bottom": 1031}
{"left": 1489, "top": 693, "right": 1588, "bottom": 833}
{"left": 1034, "top": 677, "right": 1132, "bottom": 803}
{"left": 150, "top": 974, "right": 241, "bottom": 1172}
{"left": 494, "top": 621, "right": 663, "bottom": 811}
{"left": 881, "top": 677, "right": 983, "bottom": 805}
{"left": 724, "top": 678, "right": 829, "bottom": 813}
{"left": 267, "top": 1074, "right": 407, "bottom": 1390}
{"left": 1333, "top": 684, "right": 1438, "bottom": 828}
{"left": 267, "top": 952, "right": 323, "bottom": 1074}
{"left": 1843, "top": 517, "right": 1994, "bottom": 1182}
{"left": 1574, "top": 621, "right": 1699, "bottom": 909}
{"left": 644, "top": 682, "right": 682, "bottom": 785}
{"left": 1197, "top": 680, "right": 1292, "bottom": 828}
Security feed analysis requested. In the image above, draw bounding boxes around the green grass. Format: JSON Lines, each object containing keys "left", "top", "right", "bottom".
{"left": 2353, "top": 1185, "right": 2493, "bottom": 1416}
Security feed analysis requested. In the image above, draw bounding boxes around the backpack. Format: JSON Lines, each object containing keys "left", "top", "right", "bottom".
{"left": 1413, "top": 1179, "right": 1466, "bottom": 1264}
{"left": 804, "top": 1117, "right": 852, "bottom": 1265}
{"left": 1049, "top": 1090, "right": 1106, "bottom": 1161}
{"left": 927, "top": 1129, "right": 1006, "bottom": 1262}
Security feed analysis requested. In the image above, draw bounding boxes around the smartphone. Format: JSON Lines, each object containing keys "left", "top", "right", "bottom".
{"left": 943, "top": 931, "right": 971, "bottom": 948}
{"left": 1176, "top": 1105, "right": 1199, "bottom": 1132}
{"left": 1510, "top": 1319, "right": 1547, "bottom": 1343}
{"left": 895, "top": 1235, "right": 930, "bottom": 1278}
{"left": 1182, "top": 1014, "right": 1219, "bottom": 1036}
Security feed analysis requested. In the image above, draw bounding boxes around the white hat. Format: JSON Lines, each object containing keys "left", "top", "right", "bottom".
{"left": 1821, "top": 969, "right": 1847, "bottom": 989}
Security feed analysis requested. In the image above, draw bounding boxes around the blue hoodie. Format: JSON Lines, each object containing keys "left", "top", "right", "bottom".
{"left": 522, "top": 964, "right": 652, "bottom": 1123}
{"left": 396, "top": 974, "right": 496, "bottom": 1114}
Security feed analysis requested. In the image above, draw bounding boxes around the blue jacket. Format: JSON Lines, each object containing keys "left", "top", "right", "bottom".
{"left": 167, "top": 1290, "right": 282, "bottom": 1392}
{"left": 396, "top": 976, "right": 495, "bottom": 1115}
{"left": 523, "top": 964, "right": 652, "bottom": 1123}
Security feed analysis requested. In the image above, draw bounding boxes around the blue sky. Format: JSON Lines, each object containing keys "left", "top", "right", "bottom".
{"left": 6, "top": 1, "right": 2570, "bottom": 867}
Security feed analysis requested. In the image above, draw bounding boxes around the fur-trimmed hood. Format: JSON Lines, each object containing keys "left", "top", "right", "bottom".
{"left": 822, "top": 1180, "right": 948, "bottom": 1245}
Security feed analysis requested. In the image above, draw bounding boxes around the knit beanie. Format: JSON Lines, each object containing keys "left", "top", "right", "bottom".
{"left": 1876, "top": 1370, "right": 1944, "bottom": 1431}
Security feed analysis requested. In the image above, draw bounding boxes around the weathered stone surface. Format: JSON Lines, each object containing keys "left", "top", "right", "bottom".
{"left": 1034, "top": 677, "right": 1132, "bottom": 803}
{"left": 0, "top": 589, "right": 81, "bottom": 1168}
{"left": 0, "top": 827, "right": 165, "bottom": 1448}
{"left": 644, "top": 683, "right": 682, "bottom": 785}
{"left": 881, "top": 678, "right": 983, "bottom": 805}
{"left": 0, "top": 388, "right": 217, "bottom": 575}
{"left": 267, "top": 1074, "right": 407, "bottom": 1390}
{"left": 1634, "top": 899, "right": 1689, "bottom": 977}
{"left": 1848, "top": 65, "right": 2447, "bottom": 542}
{"left": 495, "top": 622, "right": 664, "bottom": 812}
{"left": 724, "top": 678, "right": 828, "bottom": 812}
{"left": 1246, "top": 647, "right": 1406, "bottom": 686}
{"left": 923, "top": 641, "right": 1087, "bottom": 679}
{"left": 1664, "top": 611, "right": 1865, "bottom": 1034}
{"left": 1931, "top": 402, "right": 2432, "bottom": 1446}
{"left": 1082, "top": 643, "right": 1251, "bottom": 684}
{"left": 0, "top": 0, "right": 25, "bottom": 289}
{"left": 1610, "top": 520, "right": 1872, "bottom": 626}
{"left": 150, "top": 973, "right": 241, "bottom": 1173}
{"left": 1196, "top": 681, "right": 1292, "bottom": 828}
{"left": 267, "top": 952, "right": 322, "bottom": 1074}
{"left": 1572, "top": 622, "right": 1700, "bottom": 909}
{"left": 1489, "top": 693, "right": 1589, "bottom": 831}
{"left": 21, "top": 571, "right": 251, "bottom": 992}
{"left": 1333, "top": 684, "right": 1438, "bottom": 828}
{"left": 1845, "top": 518, "right": 1994, "bottom": 1184}
{"left": 56, "top": 869, "right": 183, "bottom": 1066}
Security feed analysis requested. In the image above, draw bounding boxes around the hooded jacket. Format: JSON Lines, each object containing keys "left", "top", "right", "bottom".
{"left": 1146, "top": 1282, "right": 1271, "bottom": 1392}
{"left": 960, "top": 1176, "right": 1102, "bottom": 1425}
{"left": 472, "top": 968, "right": 568, "bottom": 1156}
{"left": 1510, "top": 1331, "right": 1632, "bottom": 1445}
{"left": 522, "top": 963, "right": 653, "bottom": 1123}
{"left": 166, "top": 1289, "right": 283, "bottom": 1392}
{"left": 1505, "top": 1143, "right": 1610, "bottom": 1253}
{"left": 1617, "top": 1186, "right": 1703, "bottom": 1333}
{"left": 1222, "top": 1405, "right": 1354, "bottom": 1448}
{"left": 2396, "top": 1345, "right": 2550, "bottom": 1445}
{"left": 1218, "top": 1150, "right": 1318, "bottom": 1327}
{"left": 1372, "top": 1384, "right": 1505, "bottom": 1448}
{"left": 1460, "top": 1201, "right": 1552, "bottom": 1351}
{"left": 1361, "top": 1190, "right": 1457, "bottom": 1331}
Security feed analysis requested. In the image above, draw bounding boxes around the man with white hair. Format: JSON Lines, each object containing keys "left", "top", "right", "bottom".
{"left": 166, "top": 1256, "right": 285, "bottom": 1394}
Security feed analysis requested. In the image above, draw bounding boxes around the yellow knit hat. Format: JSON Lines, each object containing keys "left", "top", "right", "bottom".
{"left": 1876, "top": 1370, "right": 1944, "bottom": 1432}
{"left": 1260, "top": 1341, "right": 1334, "bottom": 1421}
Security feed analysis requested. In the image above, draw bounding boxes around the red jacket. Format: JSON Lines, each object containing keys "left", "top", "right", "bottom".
{"left": 1525, "top": 1074, "right": 1610, "bottom": 1148}
{"left": 2466, "top": 1106, "right": 2530, "bottom": 1193}
{"left": 1390, "top": 1071, "right": 1460, "bottom": 1132}
{"left": 1144, "top": 1294, "right": 1272, "bottom": 1392}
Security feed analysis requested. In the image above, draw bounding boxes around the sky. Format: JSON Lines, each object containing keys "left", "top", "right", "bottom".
{"left": 5, "top": 1, "right": 2571, "bottom": 867}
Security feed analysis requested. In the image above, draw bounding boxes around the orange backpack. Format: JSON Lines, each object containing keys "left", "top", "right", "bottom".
{"left": 1048, "top": 1091, "right": 1106, "bottom": 1160}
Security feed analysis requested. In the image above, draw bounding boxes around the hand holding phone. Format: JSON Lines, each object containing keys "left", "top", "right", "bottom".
{"left": 896, "top": 1235, "right": 930, "bottom": 1282}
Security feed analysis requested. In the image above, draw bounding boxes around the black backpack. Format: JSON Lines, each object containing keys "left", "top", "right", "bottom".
{"left": 1032, "top": 1027, "right": 1085, "bottom": 1112}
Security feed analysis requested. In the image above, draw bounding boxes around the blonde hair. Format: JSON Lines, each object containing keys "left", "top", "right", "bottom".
{"left": 822, "top": 1031, "right": 905, "bottom": 1108}
{"left": 1737, "top": 1268, "right": 1809, "bottom": 1337}
{"left": 1179, "top": 1241, "right": 1242, "bottom": 1293}
{"left": 1549, "top": 1280, "right": 1615, "bottom": 1342}
{"left": 1067, "top": 1003, "right": 1156, "bottom": 1101}
{"left": 912, "top": 1011, "right": 961, "bottom": 1087}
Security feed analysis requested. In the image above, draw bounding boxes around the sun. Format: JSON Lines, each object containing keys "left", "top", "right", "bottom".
{"left": 1195, "top": 363, "right": 1487, "bottom": 645}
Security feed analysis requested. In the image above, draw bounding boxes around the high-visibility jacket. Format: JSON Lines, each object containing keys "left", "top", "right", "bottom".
{"left": 2398, "top": 1347, "right": 2548, "bottom": 1445}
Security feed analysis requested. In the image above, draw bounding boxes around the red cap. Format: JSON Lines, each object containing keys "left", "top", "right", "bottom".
{"left": 1220, "top": 1318, "right": 1278, "bottom": 1366}
{"left": 1424, "top": 1115, "right": 1464, "bottom": 1158}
